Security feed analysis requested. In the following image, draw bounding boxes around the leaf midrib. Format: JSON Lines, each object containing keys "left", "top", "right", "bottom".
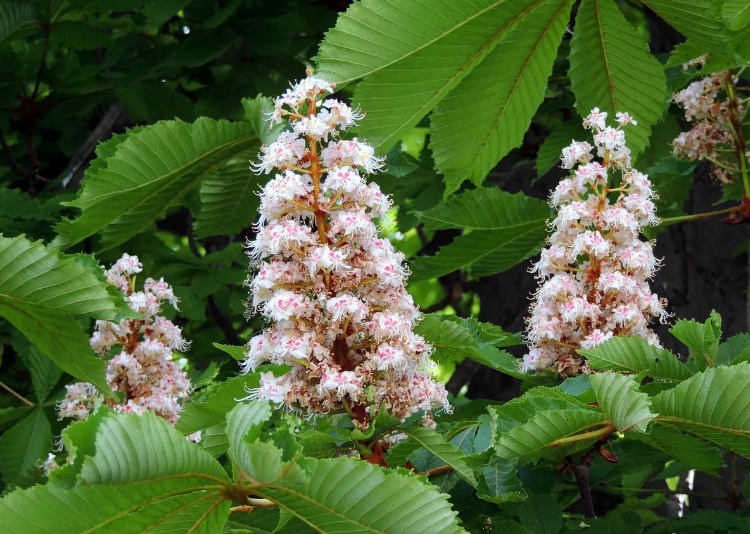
{"left": 372, "top": 0, "right": 545, "bottom": 150}
{"left": 327, "top": 0, "right": 511, "bottom": 85}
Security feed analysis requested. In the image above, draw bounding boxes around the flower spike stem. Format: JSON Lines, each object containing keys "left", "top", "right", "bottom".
{"left": 0, "top": 380, "right": 34, "bottom": 406}
{"left": 659, "top": 205, "right": 739, "bottom": 225}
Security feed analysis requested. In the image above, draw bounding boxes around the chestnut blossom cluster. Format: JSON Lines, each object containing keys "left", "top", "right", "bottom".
{"left": 672, "top": 69, "right": 743, "bottom": 183}
{"left": 244, "top": 74, "right": 448, "bottom": 425}
{"left": 58, "top": 254, "right": 195, "bottom": 432}
{"left": 523, "top": 109, "right": 669, "bottom": 375}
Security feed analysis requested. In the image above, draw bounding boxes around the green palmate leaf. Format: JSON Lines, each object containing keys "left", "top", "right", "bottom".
{"left": 316, "top": 0, "right": 543, "bottom": 152}
{"left": 194, "top": 160, "right": 260, "bottom": 238}
{"left": 0, "top": 236, "right": 124, "bottom": 393}
{"left": 646, "top": 510, "right": 750, "bottom": 534}
{"left": 724, "top": 0, "right": 750, "bottom": 31}
{"left": 518, "top": 494, "right": 563, "bottom": 534}
{"left": 226, "top": 402, "right": 273, "bottom": 476}
{"left": 213, "top": 342, "right": 246, "bottom": 360}
{"left": 402, "top": 426, "right": 477, "bottom": 486}
{"left": 535, "top": 120, "right": 588, "bottom": 178}
{"left": 0, "top": 1, "right": 36, "bottom": 43}
{"left": 718, "top": 333, "right": 750, "bottom": 365}
{"left": 81, "top": 412, "right": 231, "bottom": 486}
{"left": 54, "top": 118, "right": 259, "bottom": 250}
{"left": 489, "top": 388, "right": 607, "bottom": 463}
{"left": 578, "top": 336, "right": 693, "bottom": 382}
{"left": 14, "top": 336, "right": 63, "bottom": 402}
{"left": 242, "top": 95, "right": 285, "bottom": 145}
{"left": 0, "top": 481, "right": 228, "bottom": 534}
{"left": 569, "top": 0, "right": 667, "bottom": 156}
{"left": 590, "top": 372, "right": 655, "bottom": 433}
{"left": 670, "top": 311, "right": 722, "bottom": 371}
{"left": 628, "top": 423, "right": 724, "bottom": 475}
{"left": 252, "top": 453, "right": 467, "bottom": 534}
{"left": 652, "top": 363, "right": 750, "bottom": 457}
{"left": 430, "top": 0, "right": 573, "bottom": 196}
{"left": 640, "top": 0, "right": 732, "bottom": 56}
{"left": 477, "top": 457, "right": 527, "bottom": 504}
{"left": 411, "top": 188, "right": 548, "bottom": 281}
{"left": 0, "top": 408, "right": 51, "bottom": 489}
{"left": 49, "top": 407, "right": 113, "bottom": 487}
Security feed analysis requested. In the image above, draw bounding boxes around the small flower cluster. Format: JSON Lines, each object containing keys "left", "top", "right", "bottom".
{"left": 58, "top": 254, "right": 194, "bottom": 430}
{"left": 244, "top": 73, "right": 448, "bottom": 426}
{"left": 672, "top": 69, "right": 743, "bottom": 183}
{"left": 523, "top": 109, "right": 668, "bottom": 375}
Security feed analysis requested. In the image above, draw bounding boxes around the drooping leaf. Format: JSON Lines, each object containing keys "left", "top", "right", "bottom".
{"left": 578, "top": 336, "right": 692, "bottom": 382}
{"left": 569, "top": 0, "right": 667, "bottom": 156}
{"left": 0, "top": 236, "right": 124, "bottom": 393}
{"left": 640, "top": 0, "right": 731, "bottom": 56}
{"left": 402, "top": 426, "right": 477, "bottom": 486}
{"left": 724, "top": 0, "right": 750, "bottom": 30}
{"left": 411, "top": 188, "right": 548, "bottom": 281}
{"left": 54, "top": 118, "right": 259, "bottom": 250}
{"left": 430, "top": 0, "right": 573, "bottom": 195}
{"left": 0, "top": 408, "right": 51, "bottom": 489}
{"left": 316, "top": 0, "right": 544, "bottom": 152}
{"left": 590, "top": 372, "right": 655, "bottom": 433}
{"left": 652, "top": 363, "right": 750, "bottom": 457}
{"left": 670, "top": 311, "right": 722, "bottom": 370}
{"left": 194, "top": 160, "right": 260, "bottom": 238}
{"left": 627, "top": 424, "right": 724, "bottom": 475}
{"left": 535, "top": 120, "right": 588, "bottom": 178}
{"left": 13, "top": 336, "right": 63, "bottom": 402}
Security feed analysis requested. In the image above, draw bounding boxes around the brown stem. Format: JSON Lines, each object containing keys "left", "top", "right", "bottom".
{"left": 419, "top": 464, "right": 453, "bottom": 477}
{"left": 0, "top": 380, "right": 34, "bottom": 406}
{"left": 24, "top": 122, "right": 38, "bottom": 196}
{"left": 573, "top": 453, "right": 596, "bottom": 519}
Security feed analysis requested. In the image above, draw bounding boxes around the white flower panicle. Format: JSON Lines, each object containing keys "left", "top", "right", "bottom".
{"left": 58, "top": 254, "right": 193, "bottom": 426}
{"left": 245, "top": 73, "right": 448, "bottom": 426}
{"left": 523, "top": 110, "right": 669, "bottom": 376}
{"left": 672, "top": 69, "right": 743, "bottom": 183}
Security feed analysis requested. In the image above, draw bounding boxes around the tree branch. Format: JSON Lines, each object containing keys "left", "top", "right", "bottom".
{"left": 0, "top": 129, "right": 24, "bottom": 177}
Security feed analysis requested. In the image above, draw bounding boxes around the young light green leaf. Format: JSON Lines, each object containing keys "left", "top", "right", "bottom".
{"left": 718, "top": 333, "right": 750, "bottom": 365}
{"left": 402, "top": 426, "right": 477, "bottom": 486}
{"left": 317, "top": 0, "right": 545, "bottom": 152}
{"left": 0, "top": 408, "right": 51, "bottom": 489}
{"left": 54, "top": 118, "right": 259, "bottom": 250}
{"left": 430, "top": 0, "right": 573, "bottom": 195}
{"left": 652, "top": 363, "right": 750, "bottom": 457}
{"left": 0, "top": 236, "right": 125, "bottom": 393}
{"left": 670, "top": 311, "right": 722, "bottom": 370}
{"left": 213, "top": 342, "right": 246, "bottom": 360}
{"left": 226, "top": 402, "right": 273, "bottom": 474}
{"left": 569, "top": 0, "right": 667, "bottom": 156}
{"left": 590, "top": 372, "right": 655, "bottom": 433}
{"left": 578, "top": 336, "right": 693, "bottom": 381}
